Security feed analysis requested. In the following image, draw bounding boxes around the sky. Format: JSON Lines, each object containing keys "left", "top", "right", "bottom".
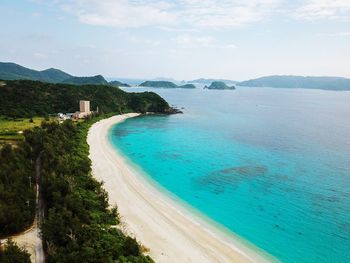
{"left": 0, "top": 0, "right": 350, "bottom": 81}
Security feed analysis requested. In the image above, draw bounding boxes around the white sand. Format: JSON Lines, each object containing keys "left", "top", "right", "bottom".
{"left": 88, "top": 114, "right": 274, "bottom": 263}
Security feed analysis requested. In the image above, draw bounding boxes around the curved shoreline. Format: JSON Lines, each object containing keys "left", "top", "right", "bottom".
{"left": 88, "top": 114, "right": 274, "bottom": 263}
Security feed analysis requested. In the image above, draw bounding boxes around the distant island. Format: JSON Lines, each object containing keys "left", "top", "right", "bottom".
{"left": 188, "top": 78, "right": 238, "bottom": 86}
{"left": 238, "top": 75, "right": 350, "bottom": 91}
{"left": 139, "top": 80, "right": 196, "bottom": 89}
{"left": 204, "top": 81, "right": 235, "bottom": 90}
{"left": 62, "top": 75, "right": 108, "bottom": 85}
{"left": 109, "top": 80, "right": 131, "bottom": 87}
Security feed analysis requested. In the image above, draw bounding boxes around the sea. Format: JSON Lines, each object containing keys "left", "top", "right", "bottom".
{"left": 109, "top": 86, "right": 350, "bottom": 263}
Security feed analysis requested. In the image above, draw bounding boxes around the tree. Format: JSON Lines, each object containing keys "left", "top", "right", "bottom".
{"left": 0, "top": 240, "right": 31, "bottom": 263}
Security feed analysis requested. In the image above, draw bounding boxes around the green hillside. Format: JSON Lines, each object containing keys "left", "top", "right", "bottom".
{"left": 0, "top": 62, "right": 72, "bottom": 83}
{"left": 62, "top": 75, "right": 108, "bottom": 85}
{"left": 0, "top": 80, "right": 171, "bottom": 118}
{"left": 109, "top": 80, "right": 131, "bottom": 87}
{"left": 40, "top": 68, "right": 72, "bottom": 82}
{"left": 0, "top": 62, "right": 108, "bottom": 86}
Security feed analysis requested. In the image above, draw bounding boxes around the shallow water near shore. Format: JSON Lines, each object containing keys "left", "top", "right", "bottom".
{"left": 110, "top": 87, "right": 350, "bottom": 263}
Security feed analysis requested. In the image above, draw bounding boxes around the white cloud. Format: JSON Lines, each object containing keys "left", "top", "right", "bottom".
{"left": 294, "top": 0, "right": 350, "bottom": 21}
{"left": 179, "top": 0, "right": 281, "bottom": 28}
{"left": 60, "top": 0, "right": 177, "bottom": 27}
{"left": 55, "top": 0, "right": 282, "bottom": 28}
{"left": 173, "top": 34, "right": 237, "bottom": 49}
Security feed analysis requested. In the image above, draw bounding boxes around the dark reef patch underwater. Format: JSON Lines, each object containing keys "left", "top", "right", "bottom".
{"left": 110, "top": 87, "right": 350, "bottom": 263}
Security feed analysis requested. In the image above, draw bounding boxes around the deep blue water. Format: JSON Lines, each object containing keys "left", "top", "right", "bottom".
{"left": 109, "top": 87, "right": 350, "bottom": 263}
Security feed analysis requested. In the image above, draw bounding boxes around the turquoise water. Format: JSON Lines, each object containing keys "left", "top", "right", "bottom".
{"left": 109, "top": 87, "right": 350, "bottom": 263}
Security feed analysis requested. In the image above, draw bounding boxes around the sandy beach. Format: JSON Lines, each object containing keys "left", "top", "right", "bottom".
{"left": 87, "top": 114, "right": 273, "bottom": 263}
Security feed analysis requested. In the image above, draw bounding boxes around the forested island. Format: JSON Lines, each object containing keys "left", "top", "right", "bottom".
{"left": 109, "top": 80, "right": 131, "bottom": 87}
{"left": 0, "top": 79, "right": 173, "bottom": 262}
{"left": 61, "top": 75, "right": 108, "bottom": 85}
{"left": 204, "top": 81, "right": 235, "bottom": 90}
{"left": 188, "top": 78, "right": 237, "bottom": 86}
{"left": 139, "top": 80, "right": 196, "bottom": 89}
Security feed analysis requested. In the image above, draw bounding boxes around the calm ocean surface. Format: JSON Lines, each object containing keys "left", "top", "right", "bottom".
{"left": 109, "top": 87, "right": 350, "bottom": 263}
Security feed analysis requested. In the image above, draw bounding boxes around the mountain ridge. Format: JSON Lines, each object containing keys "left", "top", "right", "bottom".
{"left": 0, "top": 62, "right": 120, "bottom": 86}
{"left": 2, "top": 62, "right": 350, "bottom": 90}
{"left": 238, "top": 75, "right": 350, "bottom": 90}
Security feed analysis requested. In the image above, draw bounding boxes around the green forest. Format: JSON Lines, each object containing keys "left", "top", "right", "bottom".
{"left": 0, "top": 79, "right": 171, "bottom": 118}
{"left": 0, "top": 142, "right": 36, "bottom": 236}
{"left": 1, "top": 117, "right": 154, "bottom": 262}
{"left": 0, "top": 79, "right": 173, "bottom": 261}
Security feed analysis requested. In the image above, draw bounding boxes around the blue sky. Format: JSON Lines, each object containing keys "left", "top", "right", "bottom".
{"left": 0, "top": 0, "right": 349, "bottom": 80}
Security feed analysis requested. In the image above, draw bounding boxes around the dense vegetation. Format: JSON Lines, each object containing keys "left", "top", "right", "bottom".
{"left": 0, "top": 77, "right": 174, "bottom": 260}
{"left": 205, "top": 81, "right": 235, "bottom": 90}
{"left": 0, "top": 240, "right": 31, "bottom": 263}
{"left": 23, "top": 117, "right": 153, "bottom": 262}
{"left": 0, "top": 116, "right": 154, "bottom": 261}
{"left": 0, "top": 142, "right": 36, "bottom": 237}
{"left": 62, "top": 75, "right": 108, "bottom": 85}
{"left": 238, "top": 75, "right": 350, "bottom": 90}
{"left": 139, "top": 80, "right": 196, "bottom": 89}
{"left": 0, "top": 79, "right": 171, "bottom": 118}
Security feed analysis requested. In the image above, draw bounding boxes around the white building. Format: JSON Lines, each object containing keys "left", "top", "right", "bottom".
{"left": 80, "top": 100, "right": 90, "bottom": 113}
{"left": 73, "top": 100, "right": 92, "bottom": 119}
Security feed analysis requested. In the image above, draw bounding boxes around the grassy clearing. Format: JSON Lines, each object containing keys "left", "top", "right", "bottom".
{"left": 0, "top": 117, "right": 44, "bottom": 144}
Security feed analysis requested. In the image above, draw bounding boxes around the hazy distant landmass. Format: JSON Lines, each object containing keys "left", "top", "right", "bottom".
{"left": 238, "top": 75, "right": 350, "bottom": 91}
{"left": 188, "top": 78, "right": 238, "bottom": 86}
{"left": 205, "top": 81, "right": 236, "bottom": 90}
{"left": 2, "top": 62, "right": 350, "bottom": 91}
{"left": 179, "top": 84, "right": 196, "bottom": 89}
{"left": 152, "top": 77, "right": 183, "bottom": 85}
{"left": 109, "top": 78, "right": 147, "bottom": 86}
{"left": 139, "top": 80, "right": 196, "bottom": 89}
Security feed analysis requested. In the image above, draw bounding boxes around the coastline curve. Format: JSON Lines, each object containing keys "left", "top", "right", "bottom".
{"left": 87, "top": 114, "right": 275, "bottom": 263}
